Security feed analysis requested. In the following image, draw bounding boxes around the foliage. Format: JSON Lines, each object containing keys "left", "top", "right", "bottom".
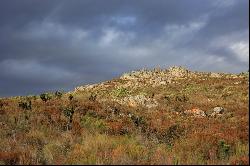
{"left": 68, "top": 94, "right": 74, "bottom": 101}
{"left": 89, "top": 93, "right": 97, "bottom": 101}
{"left": 0, "top": 68, "right": 248, "bottom": 164}
{"left": 40, "top": 93, "right": 52, "bottom": 102}
{"left": 112, "top": 87, "right": 129, "bottom": 97}
{"left": 55, "top": 91, "right": 63, "bottom": 99}
{"left": 18, "top": 100, "right": 32, "bottom": 110}
{"left": 63, "top": 106, "right": 75, "bottom": 130}
{"left": 80, "top": 113, "right": 107, "bottom": 133}
{"left": 0, "top": 100, "right": 3, "bottom": 109}
{"left": 217, "top": 140, "right": 231, "bottom": 159}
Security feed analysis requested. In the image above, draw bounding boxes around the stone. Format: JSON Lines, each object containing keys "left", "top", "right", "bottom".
{"left": 206, "top": 107, "right": 225, "bottom": 117}
{"left": 168, "top": 66, "right": 189, "bottom": 78}
{"left": 184, "top": 108, "right": 206, "bottom": 117}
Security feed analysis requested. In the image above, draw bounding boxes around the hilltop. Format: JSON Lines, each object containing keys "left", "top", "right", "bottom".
{"left": 0, "top": 66, "right": 249, "bottom": 165}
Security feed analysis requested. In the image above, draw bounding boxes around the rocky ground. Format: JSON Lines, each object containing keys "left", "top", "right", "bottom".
{"left": 0, "top": 66, "right": 249, "bottom": 165}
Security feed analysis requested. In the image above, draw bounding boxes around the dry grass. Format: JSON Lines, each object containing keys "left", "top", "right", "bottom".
{"left": 0, "top": 70, "right": 249, "bottom": 165}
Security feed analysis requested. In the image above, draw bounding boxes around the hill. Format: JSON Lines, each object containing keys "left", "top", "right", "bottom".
{"left": 0, "top": 66, "right": 249, "bottom": 165}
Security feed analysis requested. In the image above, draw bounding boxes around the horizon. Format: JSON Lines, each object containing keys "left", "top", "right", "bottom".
{"left": 1, "top": 65, "right": 248, "bottom": 98}
{"left": 0, "top": 0, "right": 249, "bottom": 97}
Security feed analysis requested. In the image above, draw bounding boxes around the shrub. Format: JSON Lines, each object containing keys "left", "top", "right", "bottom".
{"left": 174, "top": 94, "right": 189, "bottom": 102}
{"left": 130, "top": 115, "right": 146, "bottom": 127}
{"left": 18, "top": 100, "right": 32, "bottom": 110}
{"left": 0, "top": 100, "right": 3, "bottom": 109}
{"left": 217, "top": 140, "right": 231, "bottom": 159}
{"left": 89, "top": 93, "right": 97, "bottom": 101}
{"left": 112, "top": 87, "right": 129, "bottom": 97}
{"left": 55, "top": 91, "right": 63, "bottom": 99}
{"left": 160, "top": 124, "right": 185, "bottom": 145}
{"left": 80, "top": 113, "right": 107, "bottom": 133}
{"left": 68, "top": 94, "right": 74, "bottom": 101}
{"left": 40, "top": 93, "right": 52, "bottom": 102}
{"left": 63, "top": 106, "right": 75, "bottom": 130}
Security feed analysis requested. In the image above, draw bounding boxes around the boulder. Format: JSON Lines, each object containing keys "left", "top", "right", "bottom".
{"left": 206, "top": 107, "right": 225, "bottom": 117}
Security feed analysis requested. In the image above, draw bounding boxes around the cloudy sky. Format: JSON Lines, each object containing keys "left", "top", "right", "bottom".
{"left": 0, "top": 0, "right": 249, "bottom": 97}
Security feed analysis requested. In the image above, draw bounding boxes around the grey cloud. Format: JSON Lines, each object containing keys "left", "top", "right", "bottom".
{"left": 0, "top": 0, "right": 248, "bottom": 97}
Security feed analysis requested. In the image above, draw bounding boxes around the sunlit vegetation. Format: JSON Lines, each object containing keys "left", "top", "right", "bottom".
{"left": 0, "top": 67, "right": 248, "bottom": 165}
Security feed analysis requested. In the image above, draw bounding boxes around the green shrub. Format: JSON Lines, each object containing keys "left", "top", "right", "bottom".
{"left": 18, "top": 100, "right": 32, "bottom": 110}
{"left": 63, "top": 106, "right": 75, "bottom": 130}
{"left": 40, "top": 93, "right": 52, "bottom": 102}
{"left": 217, "top": 140, "right": 231, "bottom": 159}
{"left": 112, "top": 87, "right": 129, "bottom": 97}
{"left": 63, "top": 107, "right": 75, "bottom": 118}
{"left": 55, "top": 91, "right": 63, "bottom": 99}
{"left": 80, "top": 113, "right": 107, "bottom": 133}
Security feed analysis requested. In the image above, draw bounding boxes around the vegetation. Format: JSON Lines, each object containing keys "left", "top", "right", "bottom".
{"left": 112, "top": 87, "right": 130, "bottom": 97}
{"left": 68, "top": 94, "right": 74, "bottom": 101}
{"left": 18, "top": 100, "right": 32, "bottom": 110}
{"left": 55, "top": 91, "right": 63, "bottom": 99}
{"left": 0, "top": 67, "right": 248, "bottom": 165}
{"left": 63, "top": 106, "right": 75, "bottom": 131}
{"left": 40, "top": 93, "right": 52, "bottom": 102}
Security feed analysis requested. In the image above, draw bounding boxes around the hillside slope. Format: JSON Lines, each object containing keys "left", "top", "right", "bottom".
{"left": 0, "top": 66, "right": 249, "bottom": 165}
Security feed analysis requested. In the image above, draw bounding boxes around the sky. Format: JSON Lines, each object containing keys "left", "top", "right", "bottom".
{"left": 0, "top": 0, "right": 249, "bottom": 97}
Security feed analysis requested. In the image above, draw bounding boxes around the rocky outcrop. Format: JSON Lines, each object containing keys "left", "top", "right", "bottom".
{"left": 75, "top": 66, "right": 247, "bottom": 94}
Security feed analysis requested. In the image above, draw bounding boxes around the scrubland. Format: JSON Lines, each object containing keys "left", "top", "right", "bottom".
{"left": 0, "top": 66, "right": 249, "bottom": 165}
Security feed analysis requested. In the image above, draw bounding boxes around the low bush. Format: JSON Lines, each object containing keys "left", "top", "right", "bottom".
{"left": 55, "top": 91, "right": 63, "bottom": 99}
{"left": 112, "top": 87, "right": 129, "bottom": 97}
{"left": 18, "top": 100, "right": 32, "bottom": 110}
{"left": 40, "top": 93, "right": 52, "bottom": 102}
{"left": 81, "top": 113, "right": 107, "bottom": 133}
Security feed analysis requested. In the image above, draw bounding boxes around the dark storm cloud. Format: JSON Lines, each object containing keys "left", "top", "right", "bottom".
{"left": 0, "top": 0, "right": 249, "bottom": 96}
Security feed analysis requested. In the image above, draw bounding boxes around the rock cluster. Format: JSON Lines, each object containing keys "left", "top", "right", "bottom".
{"left": 184, "top": 108, "right": 206, "bottom": 117}
{"left": 120, "top": 66, "right": 191, "bottom": 88}
{"left": 184, "top": 107, "right": 226, "bottom": 118}
{"left": 74, "top": 66, "right": 247, "bottom": 94}
{"left": 206, "top": 107, "right": 225, "bottom": 117}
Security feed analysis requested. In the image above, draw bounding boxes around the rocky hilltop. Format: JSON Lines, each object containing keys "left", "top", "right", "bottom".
{"left": 0, "top": 66, "right": 249, "bottom": 165}
{"left": 73, "top": 66, "right": 248, "bottom": 117}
